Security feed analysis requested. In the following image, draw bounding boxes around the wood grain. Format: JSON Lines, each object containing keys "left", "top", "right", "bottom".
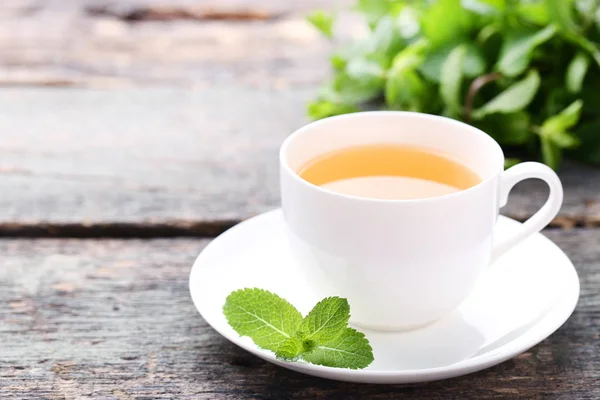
{"left": 0, "top": 0, "right": 357, "bottom": 88}
{"left": 0, "top": 87, "right": 598, "bottom": 231}
{"left": 0, "top": 230, "right": 598, "bottom": 398}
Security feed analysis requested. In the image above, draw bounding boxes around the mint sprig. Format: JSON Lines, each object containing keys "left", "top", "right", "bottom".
{"left": 223, "top": 288, "right": 374, "bottom": 370}
{"left": 306, "top": 0, "right": 600, "bottom": 169}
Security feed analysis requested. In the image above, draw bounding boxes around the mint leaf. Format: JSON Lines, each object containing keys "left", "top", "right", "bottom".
{"left": 307, "top": 100, "right": 358, "bottom": 120}
{"left": 223, "top": 288, "right": 302, "bottom": 352}
{"left": 385, "top": 40, "right": 428, "bottom": 110}
{"left": 497, "top": 26, "right": 556, "bottom": 77}
{"left": 539, "top": 100, "right": 583, "bottom": 151}
{"left": 275, "top": 337, "right": 304, "bottom": 361}
{"left": 473, "top": 69, "right": 541, "bottom": 119}
{"left": 547, "top": 0, "right": 600, "bottom": 67}
{"left": 440, "top": 45, "right": 467, "bottom": 115}
{"left": 477, "top": 112, "right": 532, "bottom": 145}
{"left": 299, "top": 297, "right": 350, "bottom": 343}
{"left": 504, "top": 158, "right": 521, "bottom": 169}
{"left": 549, "top": 130, "right": 580, "bottom": 148}
{"left": 224, "top": 290, "right": 374, "bottom": 370}
{"left": 307, "top": 10, "right": 334, "bottom": 39}
{"left": 302, "top": 328, "right": 374, "bottom": 370}
{"left": 547, "top": 0, "right": 579, "bottom": 33}
{"left": 541, "top": 135, "right": 562, "bottom": 169}
{"left": 572, "top": 120, "right": 600, "bottom": 164}
{"left": 355, "top": 0, "right": 392, "bottom": 27}
{"left": 421, "top": 42, "right": 485, "bottom": 82}
{"left": 542, "top": 100, "right": 584, "bottom": 133}
{"left": 566, "top": 52, "right": 590, "bottom": 94}
{"left": 516, "top": 2, "right": 550, "bottom": 25}
{"left": 422, "top": 0, "right": 474, "bottom": 46}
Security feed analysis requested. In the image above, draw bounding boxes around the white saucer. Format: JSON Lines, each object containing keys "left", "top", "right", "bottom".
{"left": 189, "top": 210, "right": 579, "bottom": 384}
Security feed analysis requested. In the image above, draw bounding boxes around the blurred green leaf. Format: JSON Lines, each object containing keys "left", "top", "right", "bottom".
{"left": 473, "top": 69, "right": 541, "bottom": 118}
{"left": 517, "top": 2, "right": 550, "bottom": 25}
{"left": 331, "top": 54, "right": 347, "bottom": 71}
{"left": 547, "top": 0, "right": 579, "bottom": 32}
{"left": 332, "top": 71, "right": 384, "bottom": 104}
{"left": 547, "top": 0, "right": 600, "bottom": 66}
{"left": 571, "top": 120, "right": 600, "bottom": 164}
{"left": 548, "top": 130, "right": 580, "bottom": 147}
{"left": 385, "top": 40, "right": 428, "bottom": 110}
{"left": 543, "top": 100, "right": 584, "bottom": 131}
{"left": 308, "top": 100, "right": 359, "bottom": 120}
{"left": 541, "top": 135, "right": 562, "bottom": 169}
{"left": 497, "top": 26, "right": 556, "bottom": 77}
{"left": 307, "top": 0, "right": 600, "bottom": 168}
{"left": 440, "top": 45, "right": 467, "bottom": 114}
{"left": 422, "top": 0, "right": 475, "bottom": 45}
{"left": 355, "top": 0, "right": 392, "bottom": 27}
{"left": 369, "top": 16, "right": 406, "bottom": 61}
{"left": 346, "top": 57, "right": 386, "bottom": 81}
{"left": 478, "top": 112, "right": 532, "bottom": 144}
{"left": 307, "top": 10, "right": 334, "bottom": 38}
{"left": 463, "top": 0, "right": 504, "bottom": 15}
{"left": 504, "top": 158, "right": 521, "bottom": 169}
{"left": 385, "top": 68, "right": 427, "bottom": 111}
{"left": 566, "top": 52, "right": 591, "bottom": 93}
{"left": 420, "top": 42, "right": 486, "bottom": 82}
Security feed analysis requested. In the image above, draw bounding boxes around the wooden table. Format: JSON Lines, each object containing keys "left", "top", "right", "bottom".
{"left": 1, "top": 1, "right": 599, "bottom": 398}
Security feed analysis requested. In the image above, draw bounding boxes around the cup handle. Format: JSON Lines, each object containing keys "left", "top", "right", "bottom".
{"left": 491, "top": 162, "right": 564, "bottom": 262}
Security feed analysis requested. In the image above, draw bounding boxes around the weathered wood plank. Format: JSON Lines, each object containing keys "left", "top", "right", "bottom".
{"left": 0, "top": 229, "right": 598, "bottom": 398}
{"left": 0, "top": 87, "right": 598, "bottom": 229}
{"left": 0, "top": 0, "right": 357, "bottom": 87}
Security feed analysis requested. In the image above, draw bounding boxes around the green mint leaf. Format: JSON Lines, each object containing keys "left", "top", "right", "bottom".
{"left": 542, "top": 100, "right": 584, "bottom": 133}
{"left": 504, "top": 158, "right": 521, "bottom": 169}
{"left": 421, "top": 42, "right": 485, "bottom": 82}
{"left": 275, "top": 337, "right": 304, "bottom": 361}
{"left": 571, "top": 120, "right": 600, "bottom": 164}
{"left": 385, "top": 40, "right": 428, "bottom": 110}
{"left": 346, "top": 58, "right": 386, "bottom": 83}
{"left": 547, "top": 0, "right": 579, "bottom": 33}
{"left": 385, "top": 69, "right": 427, "bottom": 111}
{"left": 540, "top": 101, "right": 583, "bottom": 150}
{"left": 516, "top": 2, "right": 550, "bottom": 25}
{"left": 462, "top": 0, "right": 504, "bottom": 15}
{"left": 307, "top": 10, "right": 334, "bottom": 39}
{"left": 421, "top": 0, "right": 474, "bottom": 46}
{"left": 473, "top": 69, "right": 541, "bottom": 119}
{"left": 223, "top": 288, "right": 302, "bottom": 353}
{"left": 549, "top": 130, "right": 580, "bottom": 148}
{"left": 541, "top": 135, "right": 562, "bottom": 170}
{"left": 355, "top": 0, "right": 392, "bottom": 27}
{"left": 497, "top": 26, "right": 556, "bottom": 77}
{"left": 547, "top": 0, "right": 600, "bottom": 67}
{"left": 307, "top": 100, "right": 358, "bottom": 120}
{"left": 476, "top": 112, "right": 532, "bottom": 145}
{"left": 566, "top": 52, "right": 590, "bottom": 94}
{"left": 299, "top": 297, "right": 350, "bottom": 343}
{"left": 301, "top": 327, "right": 374, "bottom": 370}
{"left": 440, "top": 45, "right": 467, "bottom": 115}
{"left": 368, "top": 16, "right": 405, "bottom": 61}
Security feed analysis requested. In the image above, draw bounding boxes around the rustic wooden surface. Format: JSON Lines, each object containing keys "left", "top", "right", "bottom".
{"left": 0, "top": 87, "right": 598, "bottom": 233}
{"left": 1, "top": 0, "right": 599, "bottom": 398}
{"left": 0, "top": 230, "right": 598, "bottom": 399}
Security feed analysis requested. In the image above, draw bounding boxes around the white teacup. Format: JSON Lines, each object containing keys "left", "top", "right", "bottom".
{"left": 280, "top": 112, "right": 563, "bottom": 331}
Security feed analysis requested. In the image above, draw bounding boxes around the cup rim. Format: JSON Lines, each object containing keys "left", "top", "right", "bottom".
{"left": 279, "top": 111, "right": 505, "bottom": 204}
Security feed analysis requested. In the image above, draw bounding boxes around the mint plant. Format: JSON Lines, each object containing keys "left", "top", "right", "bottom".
{"left": 223, "top": 288, "right": 374, "bottom": 369}
{"left": 306, "top": 0, "right": 600, "bottom": 169}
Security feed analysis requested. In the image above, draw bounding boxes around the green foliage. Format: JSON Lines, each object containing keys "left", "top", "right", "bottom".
{"left": 307, "top": 0, "right": 600, "bottom": 169}
{"left": 223, "top": 289, "right": 374, "bottom": 369}
{"left": 307, "top": 10, "right": 334, "bottom": 38}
